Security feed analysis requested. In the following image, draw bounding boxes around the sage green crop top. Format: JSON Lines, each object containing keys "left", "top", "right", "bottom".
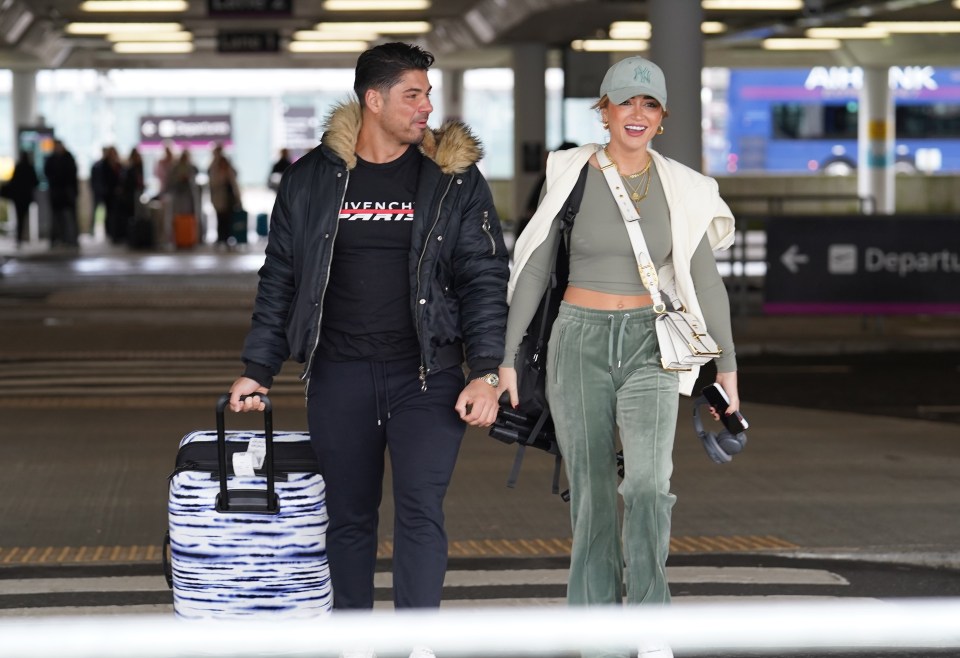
{"left": 503, "top": 162, "right": 737, "bottom": 372}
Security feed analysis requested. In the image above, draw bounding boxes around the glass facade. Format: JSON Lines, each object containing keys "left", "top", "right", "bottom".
{"left": 0, "top": 66, "right": 606, "bottom": 187}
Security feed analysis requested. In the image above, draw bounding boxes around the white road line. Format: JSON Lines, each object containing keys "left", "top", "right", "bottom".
{"left": 1, "top": 566, "right": 848, "bottom": 597}
{"left": 0, "top": 576, "right": 169, "bottom": 595}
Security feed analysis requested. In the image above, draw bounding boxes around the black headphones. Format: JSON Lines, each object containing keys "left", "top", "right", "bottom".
{"left": 693, "top": 395, "right": 747, "bottom": 464}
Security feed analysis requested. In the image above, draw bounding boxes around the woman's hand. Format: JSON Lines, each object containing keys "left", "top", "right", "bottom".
{"left": 498, "top": 366, "right": 518, "bottom": 408}
{"left": 711, "top": 371, "right": 741, "bottom": 422}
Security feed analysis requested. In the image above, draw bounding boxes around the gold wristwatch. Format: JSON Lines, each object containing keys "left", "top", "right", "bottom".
{"left": 477, "top": 373, "right": 500, "bottom": 388}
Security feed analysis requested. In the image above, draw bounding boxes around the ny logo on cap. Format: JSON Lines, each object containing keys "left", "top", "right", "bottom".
{"left": 634, "top": 66, "right": 652, "bottom": 84}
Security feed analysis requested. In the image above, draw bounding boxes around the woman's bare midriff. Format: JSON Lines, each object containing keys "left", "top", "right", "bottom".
{"left": 563, "top": 285, "right": 652, "bottom": 310}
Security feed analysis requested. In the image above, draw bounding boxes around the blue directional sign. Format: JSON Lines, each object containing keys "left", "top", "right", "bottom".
{"left": 764, "top": 216, "right": 960, "bottom": 314}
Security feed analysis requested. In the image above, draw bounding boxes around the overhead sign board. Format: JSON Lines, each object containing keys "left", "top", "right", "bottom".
{"left": 764, "top": 216, "right": 960, "bottom": 314}
{"left": 139, "top": 115, "right": 233, "bottom": 147}
{"left": 207, "top": 0, "right": 291, "bottom": 16}
{"left": 217, "top": 30, "right": 279, "bottom": 53}
{"left": 283, "top": 106, "right": 319, "bottom": 154}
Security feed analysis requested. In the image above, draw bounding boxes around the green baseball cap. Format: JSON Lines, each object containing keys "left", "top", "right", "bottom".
{"left": 599, "top": 56, "right": 668, "bottom": 109}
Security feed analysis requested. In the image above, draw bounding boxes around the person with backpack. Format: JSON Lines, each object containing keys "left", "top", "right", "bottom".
{"left": 499, "top": 56, "right": 743, "bottom": 658}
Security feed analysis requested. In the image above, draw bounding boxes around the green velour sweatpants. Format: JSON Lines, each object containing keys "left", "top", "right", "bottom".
{"left": 547, "top": 301, "right": 679, "bottom": 610}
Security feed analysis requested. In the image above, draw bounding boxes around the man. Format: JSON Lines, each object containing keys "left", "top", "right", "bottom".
{"left": 229, "top": 43, "right": 508, "bottom": 615}
{"left": 43, "top": 140, "right": 79, "bottom": 249}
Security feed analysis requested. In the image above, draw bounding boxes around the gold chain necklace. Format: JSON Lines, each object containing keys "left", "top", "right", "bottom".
{"left": 604, "top": 147, "right": 652, "bottom": 207}
{"left": 623, "top": 163, "right": 652, "bottom": 206}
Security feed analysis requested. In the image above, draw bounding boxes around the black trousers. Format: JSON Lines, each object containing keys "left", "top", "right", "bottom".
{"left": 307, "top": 356, "right": 465, "bottom": 609}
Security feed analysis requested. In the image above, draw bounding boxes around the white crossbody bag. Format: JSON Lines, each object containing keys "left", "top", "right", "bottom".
{"left": 596, "top": 147, "right": 722, "bottom": 372}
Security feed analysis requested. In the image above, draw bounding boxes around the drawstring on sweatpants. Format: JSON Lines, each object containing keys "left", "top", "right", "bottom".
{"left": 607, "top": 313, "right": 631, "bottom": 372}
{"left": 368, "top": 362, "right": 393, "bottom": 427}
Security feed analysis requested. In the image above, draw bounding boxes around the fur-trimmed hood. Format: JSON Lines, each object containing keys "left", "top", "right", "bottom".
{"left": 321, "top": 100, "right": 484, "bottom": 175}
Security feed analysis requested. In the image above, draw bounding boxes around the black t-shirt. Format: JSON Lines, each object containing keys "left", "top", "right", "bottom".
{"left": 317, "top": 146, "right": 422, "bottom": 362}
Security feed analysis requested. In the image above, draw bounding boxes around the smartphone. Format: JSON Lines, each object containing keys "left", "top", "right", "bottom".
{"left": 701, "top": 383, "right": 749, "bottom": 434}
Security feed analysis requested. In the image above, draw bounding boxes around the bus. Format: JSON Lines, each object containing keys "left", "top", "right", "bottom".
{"left": 721, "top": 66, "right": 960, "bottom": 175}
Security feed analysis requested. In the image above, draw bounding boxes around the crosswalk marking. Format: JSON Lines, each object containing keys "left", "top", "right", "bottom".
{"left": 2, "top": 567, "right": 850, "bottom": 597}
{"left": 0, "top": 564, "right": 864, "bottom": 617}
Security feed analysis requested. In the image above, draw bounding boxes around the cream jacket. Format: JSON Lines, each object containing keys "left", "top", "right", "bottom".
{"left": 509, "top": 143, "right": 736, "bottom": 395}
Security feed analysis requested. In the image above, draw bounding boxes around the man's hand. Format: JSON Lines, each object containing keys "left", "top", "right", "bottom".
{"left": 229, "top": 377, "right": 269, "bottom": 412}
{"left": 455, "top": 377, "right": 500, "bottom": 427}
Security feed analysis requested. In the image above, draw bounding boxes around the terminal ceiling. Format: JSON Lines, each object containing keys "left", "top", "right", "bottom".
{"left": 4, "top": 0, "right": 960, "bottom": 71}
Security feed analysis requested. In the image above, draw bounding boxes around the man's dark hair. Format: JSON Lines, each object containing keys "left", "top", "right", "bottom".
{"left": 354, "top": 42, "right": 435, "bottom": 107}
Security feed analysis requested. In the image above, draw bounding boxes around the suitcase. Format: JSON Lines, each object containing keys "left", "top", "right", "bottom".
{"left": 173, "top": 213, "right": 198, "bottom": 249}
{"left": 256, "top": 212, "right": 269, "bottom": 238}
{"left": 164, "top": 394, "right": 332, "bottom": 619}
{"left": 230, "top": 208, "right": 248, "bottom": 245}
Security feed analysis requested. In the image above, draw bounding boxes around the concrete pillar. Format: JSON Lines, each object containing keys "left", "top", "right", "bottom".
{"left": 11, "top": 70, "right": 42, "bottom": 243}
{"left": 12, "top": 69, "right": 39, "bottom": 140}
{"left": 648, "top": 0, "right": 704, "bottom": 171}
{"left": 441, "top": 68, "right": 464, "bottom": 123}
{"left": 512, "top": 43, "right": 547, "bottom": 223}
{"left": 858, "top": 66, "right": 894, "bottom": 214}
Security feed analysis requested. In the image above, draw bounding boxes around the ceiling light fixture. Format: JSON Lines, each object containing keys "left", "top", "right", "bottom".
{"left": 112, "top": 41, "right": 194, "bottom": 53}
{"left": 805, "top": 26, "right": 888, "bottom": 38}
{"left": 703, "top": 0, "right": 802, "bottom": 9}
{"left": 314, "top": 21, "right": 431, "bottom": 34}
{"left": 66, "top": 22, "right": 183, "bottom": 34}
{"left": 81, "top": 1, "right": 188, "bottom": 10}
{"left": 608, "top": 21, "right": 651, "bottom": 39}
{"left": 294, "top": 30, "right": 379, "bottom": 41}
{"left": 322, "top": 0, "right": 430, "bottom": 10}
{"left": 762, "top": 37, "right": 841, "bottom": 49}
{"left": 571, "top": 39, "right": 649, "bottom": 52}
{"left": 701, "top": 21, "right": 728, "bottom": 34}
{"left": 106, "top": 31, "right": 193, "bottom": 42}
{"left": 289, "top": 40, "right": 370, "bottom": 53}
{"left": 865, "top": 21, "right": 960, "bottom": 33}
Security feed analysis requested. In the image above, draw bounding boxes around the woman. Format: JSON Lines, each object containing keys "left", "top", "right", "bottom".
{"left": 499, "top": 56, "right": 742, "bottom": 657}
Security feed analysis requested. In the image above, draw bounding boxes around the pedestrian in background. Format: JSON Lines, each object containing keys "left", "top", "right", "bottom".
{"left": 268, "top": 147, "right": 292, "bottom": 191}
{"left": 168, "top": 150, "right": 200, "bottom": 243}
{"left": 500, "top": 56, "right": 743, "bottom": 658}
{"left": 207, "top": 143, "right": 241, "bottom": 247}
{"left": 43, "top": 139, "right": 79, "bottom": 249}
{"left": 89, "top": 147, "right": 109, "bottom": 236}
{"left": 116, "top": 147, "right": 145, "bottom": 243}
{"left": 3, "top": 150, "right": 39, "bottom": 248}
{"left": 229, "top": 42, "right": 508, "bottom": 629}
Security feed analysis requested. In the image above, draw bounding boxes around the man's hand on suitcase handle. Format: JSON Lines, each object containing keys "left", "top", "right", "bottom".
{"left": 229, "top": 377, "right": 270, "bottom": 412}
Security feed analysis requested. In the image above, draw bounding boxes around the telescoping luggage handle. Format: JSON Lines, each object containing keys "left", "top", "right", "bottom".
{"left": 215, "top": 393, "right": 280, "bottom": 515}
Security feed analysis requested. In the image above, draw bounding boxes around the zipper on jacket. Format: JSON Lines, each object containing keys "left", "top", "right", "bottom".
{"left": 480, "top": 210, "right": 496, "bottom": 256}
{"left": 302, "top": 168, "right": 350, "bottom": 404}
{"left": 414, "top": 175, "right": 456, "bottom": 391}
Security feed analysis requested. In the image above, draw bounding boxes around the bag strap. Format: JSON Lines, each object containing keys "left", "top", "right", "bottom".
{"left": 595, "top": 147, "right": 669, "bottom": 314}
{"left": 533, "top": 162, "right": 590, "bottom": 358}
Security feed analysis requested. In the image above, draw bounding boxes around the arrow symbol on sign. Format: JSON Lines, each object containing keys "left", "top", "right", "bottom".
{"left": 781, "top": 244, "right": 809, "bottom": 274}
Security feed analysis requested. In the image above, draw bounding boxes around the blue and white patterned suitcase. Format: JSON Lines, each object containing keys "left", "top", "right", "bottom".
{"left": 164, "top": 395, "right": 332, "bottom": 619}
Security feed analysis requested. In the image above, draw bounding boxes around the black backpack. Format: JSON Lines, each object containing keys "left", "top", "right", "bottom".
{"left": 490, "top": 163, "right": 590, "bottom": 494}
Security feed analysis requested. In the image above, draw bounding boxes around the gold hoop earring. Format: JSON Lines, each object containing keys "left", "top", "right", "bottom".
{"left": 602, "top": 122, "right": 609, "bottom": 130}
{"left": 657, "top": 125, "right": 664, "bottom": 135}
